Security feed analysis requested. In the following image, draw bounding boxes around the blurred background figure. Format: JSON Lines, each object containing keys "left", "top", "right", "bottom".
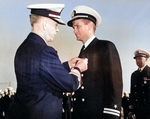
{"left": 0, "top": 90, "right": 4, "bottom": 119}
{"left": 122, "top": 92, "right": 130, "bottom": 119}
{"left": 129, "top": 49, "right": 150, "bottom": 119}
{"left": 0, "top": 85, "right": 15, "bottom": 119}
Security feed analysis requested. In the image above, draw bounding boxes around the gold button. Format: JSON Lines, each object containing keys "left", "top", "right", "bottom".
{"left": 81, "top": 86, "right": 84, "bottom": 89}
{"left": 71, "top": 98, "right": 73, "bottom": 101}
{"left": 72, "top": 92, "right": 75, "bottom": 95}
{"left": 70, "top": 108, "right": 73, "bottom": 112}
{"left": 82, "top": 98, "right": 85, "bottom": 102}
{"left": 114, "top": 104, "right": 117, "bottom": 109}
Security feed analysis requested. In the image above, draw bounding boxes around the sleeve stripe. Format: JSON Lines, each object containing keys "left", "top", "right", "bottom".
{"left": 103, "top": 108, "right": 120, "bottom": 117}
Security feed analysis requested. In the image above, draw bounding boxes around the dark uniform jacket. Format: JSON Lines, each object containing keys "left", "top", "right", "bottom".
{"left": 0, "top": 96, "right": 4, "bottom": 119}
{"left": 71, "top": 38, "right": 123, "bottom": 119}
{"left": 122, "top": 95, "right": 130, "bottom": 119}
{"left": 130, "top": 65, "right": 150, "bottom": 119}
{"left": 11, "top": 33, "right": 80, "bottom": 119}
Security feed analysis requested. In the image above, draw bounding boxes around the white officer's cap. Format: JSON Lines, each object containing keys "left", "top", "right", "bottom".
{"left": 4, "top": 89, "right": 8, "bottom": 93}
{"left": 0, "top": 90, "right": 4, "bottom": 95}
{"left": 0, "top": 90, "right": 2, "bottom": 94}
{"left": 134, "top": 49, "right": 150, "bottom": 59}
{"left": 67, "top": 5, "right": 101, "bottom": 27}
{"left": 7, "top": 86, "right": 13, "bottom": 91}
{"left": 27, "top": 3, "right": 65, "bottom": 25}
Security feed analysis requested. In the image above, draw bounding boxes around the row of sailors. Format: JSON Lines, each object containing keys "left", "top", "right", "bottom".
{"left": 0, "top": 87, "right": 15, "bottom": 119}
{"left": 62, "top": 91, "right": 145, "bottom": 119}
{"left": 0, "top": 87, "right": 147, "bottom": 119}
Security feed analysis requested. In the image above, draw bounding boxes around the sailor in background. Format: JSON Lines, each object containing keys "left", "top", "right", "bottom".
{"left": 4, "top": 87, "right": 15, "bottom": 119}
{"left": 122, "top": 92, "right": 130, "bottom": 119}
{"left": 0, "top": 90, "right": 4, "bottom": 119}
{"left": 0, "top": 87, "right": 15, "bottom": 119}
{"left": 67, "top": 5, "right": 123, "bottom": 119}
{"left": 129, "top": 49, "right": 150, "bottom": 119}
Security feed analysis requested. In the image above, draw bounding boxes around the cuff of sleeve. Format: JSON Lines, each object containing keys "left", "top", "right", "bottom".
{"left": 69, "top": 68, "right": 82, "bottom": 89}
{"left": 103, "top": 108, "right": 120, "bottom": 117}
{"left": 74, "top": 67, "right": 81, "bottom": 73}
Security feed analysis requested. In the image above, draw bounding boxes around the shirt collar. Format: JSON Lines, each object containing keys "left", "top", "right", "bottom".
{"left": 139, "top": 64, "right": 147, "bottom": 72}
{"left": 84, "top": 36, "right": 96, "bottom": 49}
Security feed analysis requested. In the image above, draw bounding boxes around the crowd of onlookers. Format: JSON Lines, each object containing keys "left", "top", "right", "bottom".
{"left": 0, "top": 86, "right": 15, "bottom": 119}
{"left": 0, "top": 89, "right": 145, "bottom": 119}
{"left": 0, "top": 89, "right": 131, "bottom": 119}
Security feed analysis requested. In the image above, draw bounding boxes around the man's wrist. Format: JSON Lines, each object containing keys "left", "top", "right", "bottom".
{"left": 74, "top": 67, "right": 81, "bottom": 73}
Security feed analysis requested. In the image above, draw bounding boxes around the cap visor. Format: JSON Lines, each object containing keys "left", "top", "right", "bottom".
{"left": 58, "top": 19, "right": 65, "bottom": 25}
{"left": 67, "top": 17, "right": 96, "bottom": 27}
{"left": 53, "top": 19, "right": 65, "bottom": 25}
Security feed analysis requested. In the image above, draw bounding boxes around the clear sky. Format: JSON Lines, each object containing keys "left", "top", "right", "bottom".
{"left": 0, "top": 0, "right": 150, "bottom": 93}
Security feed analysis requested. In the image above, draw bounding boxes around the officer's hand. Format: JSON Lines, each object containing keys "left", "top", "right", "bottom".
{"left": 75, "top": 58, "right": 88, "bottom": 72}
{"left": 68, "top": 57, "right": 81, "bottom": 69}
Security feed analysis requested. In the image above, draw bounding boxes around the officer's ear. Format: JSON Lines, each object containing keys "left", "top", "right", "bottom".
{"left": 88, "top": 21, "right": 95, "bottom": 33}
{"left": 43, "top": 18, "right": 47, "bottom": 31}
{"left": 146, "top": 58, "right": 148, "bottom": 62}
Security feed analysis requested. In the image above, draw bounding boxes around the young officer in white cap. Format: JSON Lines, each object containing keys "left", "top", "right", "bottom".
{"left": 11, "top": 4, "right": 88, "bottom": 119}
{"left": 128, "top": 49, "right": 150, "bottom": 119}
{"left": 66, "top": 5, "right": 123, "bottom": 119}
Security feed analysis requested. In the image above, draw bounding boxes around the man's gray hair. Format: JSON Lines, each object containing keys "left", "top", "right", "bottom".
{"left": 29, "top": 14, "right": 42, "bottom": 26}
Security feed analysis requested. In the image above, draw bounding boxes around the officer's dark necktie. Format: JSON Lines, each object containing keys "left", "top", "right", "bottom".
{"left": 78, "top": 45, "right": 85, "bottom": 58}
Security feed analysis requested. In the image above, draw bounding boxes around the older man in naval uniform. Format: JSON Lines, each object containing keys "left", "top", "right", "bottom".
{"left": 11, "top": 3, "right": 88, "bottom": 119}
{"left": 66, "top": 5, "right": 123, "bottom": 119}
{"left": 129, "top": 49, "right": 150, "bottom": 119}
